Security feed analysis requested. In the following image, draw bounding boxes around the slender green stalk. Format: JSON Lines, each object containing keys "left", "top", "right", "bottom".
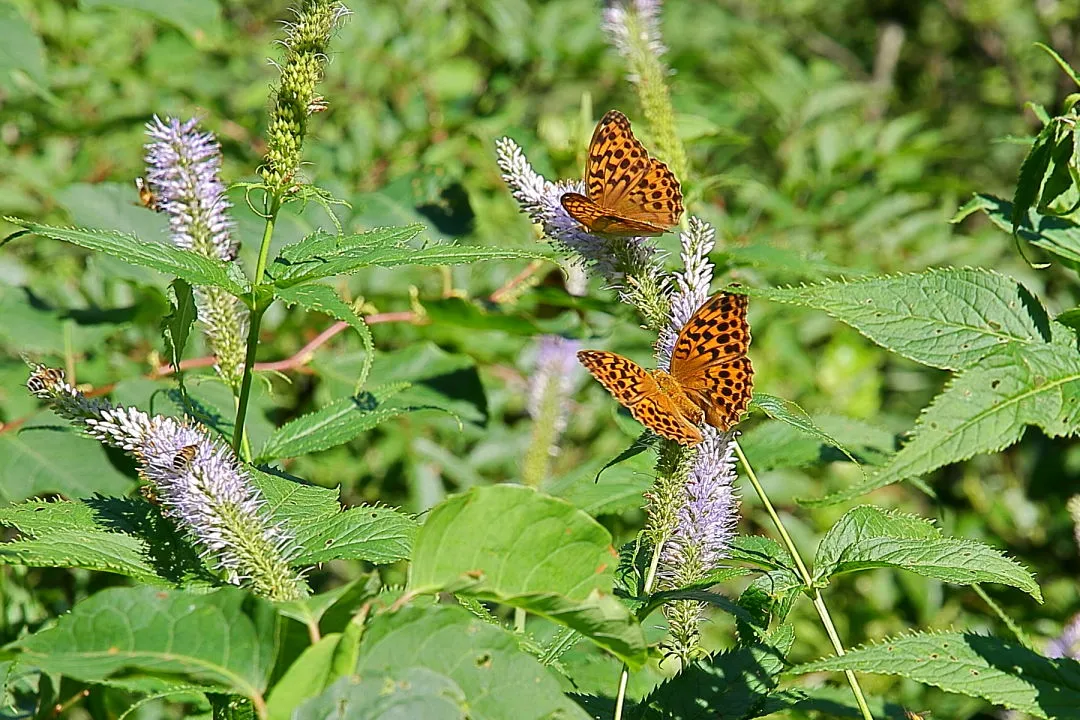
{"left": 613, "top": 540, "right": 665, "bottom": 720}
{"left": 733, "top": 440, "right": 873, "bottom": 720}
{"left": 232, "top": 197, "right": 280, "bottom": 456}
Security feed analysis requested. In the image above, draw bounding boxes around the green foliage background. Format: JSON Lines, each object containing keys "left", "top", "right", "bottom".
{"left": 2, "top": 0, "right": 1080, "bottom": 717}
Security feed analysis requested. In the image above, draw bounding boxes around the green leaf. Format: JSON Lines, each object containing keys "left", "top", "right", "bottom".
{"left": 7, "top": 219, "right": 250, "bottom": 296}
{"left": 639, "top": 624, "right": 795, "bottom": 719}
{"left": 545, "top": 451, "right": 654, "bottom": 517}
{"left": 274, "top": 238, "right": 547, "bottom": 287}
{"left": 423, "top": 297, "right": 542, "bottom": 335}
{"left": 352, "top": 604, "right": 589, "bottom": 720}
{"left": 256, "top": 383, "right": 439, "bottom": 462}
{"left": 0, "top": 4, "right": 47, "bottom": 92}
{"left": 1042, "top": 131, "right": 1075, "bottom": 208}
{"left": 265, "top": 634, "right": 342, "bottom": 720}
{"left": 1011, "top": 121, "right": 1057, "bottom": 234}
{"left": 82, "top": 0, "right": 224, "bottom": 43}
{"left": 295, "top": 667, "right": 467, "bottom": 720}
{"left": 0, "top": 416, "right": 135, "bottom": 502}
{"left": 14, "top": 587, "right": 280, "bottom": 697}
{"left": 272, "top": 225, "right": 424, "bottom": 280}
{"left": 163, "top": 279, "right": 197, "bottom": 371}
{"left": 789, "top": 631, "right": 1080, "bottom": 719}
{"left": 745, "top": 268, "right": 1051, "bottom": 371}
{"left": 749, "top": 394, "right": 858, "bottom": 465}
{"left": 274, "top": 282, "right": 374, "bottom": 391}
{"left": 0, "top": 496, "right": 212, "bottom": 585}
{"left": 813, "top": 506, "right": 1040, "bottom": 599}
{"left": 408, "top": 485, "right": 646, "bottom": 667}
{"left": 956, "top": 193, "right": 1080, "bottom": 265}
{"left": 1035, "top": 42, "right": 1080, "bottom": 88}
{"left": 805, "top": 334, "right": 1080, "bottom": 505}
{"left": 252, "top": 469, "right": 416, "bottom": 566}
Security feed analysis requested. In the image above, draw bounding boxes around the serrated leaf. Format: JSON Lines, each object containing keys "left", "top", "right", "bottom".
{"left": 745, "top": 268, "right": 1051, "bottom": 371}
{"left": 7, "top": 219, "right": 250, "bottom": 296}
{"left": 1012, "top": 121, "right": 1057, "bottom": 234}
{"left": 0, "top": 496, "right": 213, "bottom": 585}
{"left": 252, "top": 469, "right": 416, "bottom": 566}
{"left": 789, "top": 631, "right": 1080, "bottom": 719}
{"left": 408, "top": 485, "right": 646, "bottom": 667}
{"left": 274, "top": 282, "right": 374, "bottom": 391}
{"left": 958, "top": 193, "right": 1080, "bottom": 265}
{"left": 271, "top": 225, "right": 424, "bottom": 283}
{"left": 1041, "top": 131, "right": 1075, "bottom": 207}
{"left": 749, "top": 394, "right": 858, "bottom": 465}
{"left": 0, "top": 418, "right": 135, "bottom": 502}
{"left": 639, "top": 624, "right": 795, "bottom": 719}
{"left": 274, "top": 240, "right": 547, "bottom": 288}
{"left": 163, "top": 279, "right": 197, "bottom": 371}
{"left": 256, "top": 383, "right": 449, "bottom": 462}
{"left": 353, "top": 605, "right": 590, "bottom": 720}
{"left": 294, "top": 666, "right": 467, "bottom": 720}
{"left": 813, "top": 506, "right": 1040, "bottom": 599}
{"left": 805, "top": 335, "right": 1080, "bottom": 506}
{"left": 14, "top": 587, "right": 280, "bottom": 697}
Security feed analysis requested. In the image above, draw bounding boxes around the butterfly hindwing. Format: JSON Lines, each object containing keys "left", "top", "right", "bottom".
{"left": 577, "top": 350, "right": 703, "bottom": 445}
{"left": 679, "top": 356, "right": 753, "bottom": 431}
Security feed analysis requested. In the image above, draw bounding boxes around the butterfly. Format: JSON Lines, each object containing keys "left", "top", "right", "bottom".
{"left": 578, "top": 292, "right": 752, "bottom": 445}
{"left": 560, "top": 110, "right": 683, "bottom": 237}
{"left": 134, "top": 177, "right": 159, "bottom": 211}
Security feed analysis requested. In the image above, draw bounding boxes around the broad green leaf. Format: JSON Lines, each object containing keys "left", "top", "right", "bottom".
{"left": 252, "top": 469, "right": 416, "bottom": 566}
{"left": 639, "top": 624, "right": 795, "bottom": 720}
{"left": 1011, "top": 121, "right": 1057, "bottom": 234}
{"left": 749, "top": 394, "right": 858, "bottom": 465}
{"left": 15, "top": 587, "right": 280, "bottom": 697}
{"left": 294, "top": 667, "right": 467, "bottom": 720}
{"left": 0, "top": 4, "right": 46, "bottom": 92}
{"left": 745, "top": 268, "right": 1051, "bottom": 371}
{"left": 408, "top": 485, "right": 646, "bottom": 666}
{"left": 82, "top": 0, "right": 224, "bottom": 43}
{"left": 813, "top": 506, "right": 1040, "bottom": 599}
{"left": 789, "top": 631, "right": 1080, "bottom": 719}
{"left": 275, "top": 577, "right": 379, "bottom": 630}
{"left": 0, "top": 416, "right": 134, "bottom": 502}
{"left": 423, "top": 297, "right": 542, "bottom": 335}
{"left": 274, "top": 282, "right": 374, "bottom": 391}
{"left": 545, "top": 451, "right": 654, "bottom": 517}
{"left": 0, "top": 496, "right": 212, "bottom": 585}
{"left": 956, "top": 193, "right": 1080, "bottom": 265}
{"left": 805, "top": 335, "right": 1080, "bottom": 505}
{"left": 352, "top": 604, "right": 589, "bottom": 720}
{"left": 266, "top": 633, "right": 342, "bottom": 720}
{"left": 7, "top": 219, "right": 250, "bottom": 296}
{"left": 256, "top": 383, "right": 439, "bottom": 462}
{"left": 163, "top": 279, "right": 197, "bottom": 371}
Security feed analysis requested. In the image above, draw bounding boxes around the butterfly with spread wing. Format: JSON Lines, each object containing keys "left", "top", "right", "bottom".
{"left": 561, "top": 110, "right": 683, "bottom": 237}
{"left": 578, "top": 292, "right": 753, "bottom": 445}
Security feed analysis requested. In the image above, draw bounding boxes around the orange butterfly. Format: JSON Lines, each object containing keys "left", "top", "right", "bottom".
{"left": 561, "top": 110, "right": 683, "bottom": 237}
{"left": 578, "top": 293, "right": 752, "bottom": 445}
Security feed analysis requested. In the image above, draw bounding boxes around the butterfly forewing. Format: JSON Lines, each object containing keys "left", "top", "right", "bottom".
{"left": 577, "top": 350, "right": 703, "bottom": 445}
{"left": 669, "top": 292, "right": 754, "bottom": 431}
{"left": 562, "top": 109, "right": 683, "bottom": 236}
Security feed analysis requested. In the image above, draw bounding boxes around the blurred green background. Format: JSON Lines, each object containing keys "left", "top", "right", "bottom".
{"left": 2, "top": 0, "right": 1079, "bottom": 716}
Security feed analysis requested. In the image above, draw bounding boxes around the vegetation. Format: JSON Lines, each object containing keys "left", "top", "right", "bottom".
{"left": 2, "top": 1, "right": 1080, "bottom": 718}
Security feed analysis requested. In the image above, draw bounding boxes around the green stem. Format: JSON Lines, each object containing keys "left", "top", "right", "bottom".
{"left": 232, "top": 195, "right": 280, "bottom": 456}
{"left": 733, "top": 440, "right": 874, "bottom": 720}
{"left": 613, "top": 539, "right": 665, "bottom": 720}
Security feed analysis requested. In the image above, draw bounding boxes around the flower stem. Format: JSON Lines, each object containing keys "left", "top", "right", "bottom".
{"left": 733, "top": 440, "right": 874, "bottom": 720}
{"left": 232, "top": 195, "right": 280, "bottom": 456}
